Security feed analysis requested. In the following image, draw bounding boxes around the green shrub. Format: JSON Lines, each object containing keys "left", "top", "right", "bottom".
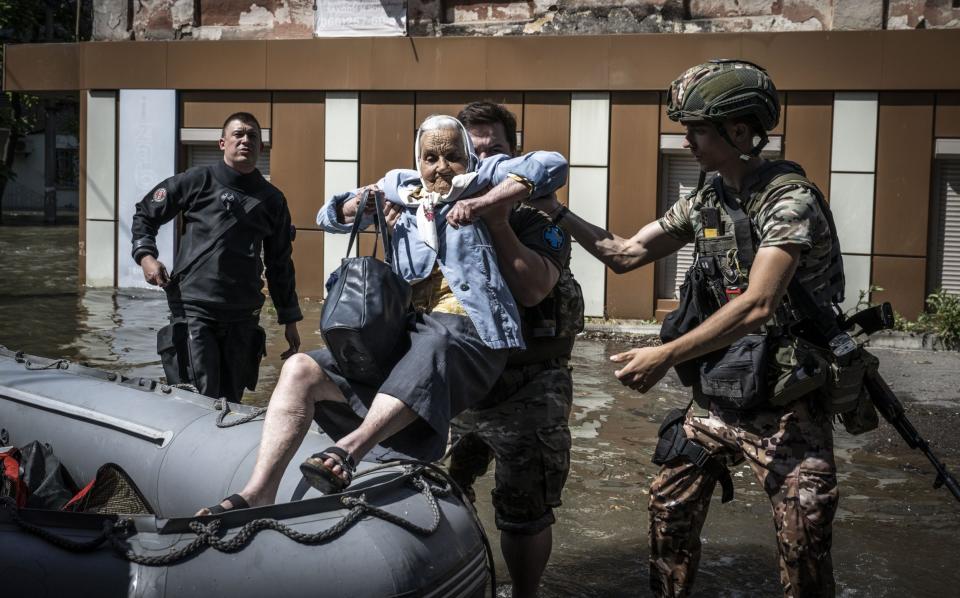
{"left": 890, "top": 289, "right": 960, "bottom": 350}
{"left": 918, "top": 289, "right": 960, "bottom": 350}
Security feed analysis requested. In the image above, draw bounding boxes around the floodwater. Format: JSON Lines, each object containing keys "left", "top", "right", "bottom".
{"left": 2, "top": 225, "right": 959, "bottom": 597}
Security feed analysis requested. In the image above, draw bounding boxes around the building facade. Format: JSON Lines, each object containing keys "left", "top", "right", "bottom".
{"left": 5, "top": 10, "right": 960, "bottom": 320}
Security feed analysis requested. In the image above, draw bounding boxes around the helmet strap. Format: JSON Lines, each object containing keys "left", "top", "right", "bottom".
{"left": 714, "top": 122, "right": 769, "bottom": 161}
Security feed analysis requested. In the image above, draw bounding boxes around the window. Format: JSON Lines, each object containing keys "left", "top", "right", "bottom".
{"left": 187, "top": 144, "right": 271, "bottom": 179}
{"left": 55, "top": 147, "right": 79, "bottom": 188}
{"left": 932, "top": 158, "right": 960, "bottom": 293}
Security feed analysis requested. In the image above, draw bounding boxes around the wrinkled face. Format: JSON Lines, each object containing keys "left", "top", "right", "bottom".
{"left": 418, "top": 128, "right": 468, "bottom": 194}
{"left": 219, "top": 120, "right": 262, "bottom": 173}
{"left": 467, "top": 122, "right": 512, "bottom": 159}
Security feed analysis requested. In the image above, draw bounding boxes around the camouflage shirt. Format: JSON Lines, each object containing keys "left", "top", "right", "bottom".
{"left": 658, "top": 160, "right": 840, "bottom": 309}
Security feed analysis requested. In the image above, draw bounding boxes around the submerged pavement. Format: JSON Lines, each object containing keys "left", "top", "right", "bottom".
{"left": 2, "top": 225, "right": 959, "bottom": 596}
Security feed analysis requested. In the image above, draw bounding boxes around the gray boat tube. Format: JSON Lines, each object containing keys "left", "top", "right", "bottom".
{"left": 0, "top": 347, "right": 492, "bottom": 598}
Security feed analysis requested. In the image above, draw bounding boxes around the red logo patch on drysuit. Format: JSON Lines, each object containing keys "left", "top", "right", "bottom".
{"left": 152, "top": 188, "right": 167, "bottom": 202}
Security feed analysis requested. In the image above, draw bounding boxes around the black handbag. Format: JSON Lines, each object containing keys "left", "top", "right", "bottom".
{"left": 320, "top": 190, "right": 413, "bottom": 385}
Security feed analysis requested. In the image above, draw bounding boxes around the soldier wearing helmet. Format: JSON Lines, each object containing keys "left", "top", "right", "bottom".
{"left": 530, "top": 60, "right": 845, "bottom": 596}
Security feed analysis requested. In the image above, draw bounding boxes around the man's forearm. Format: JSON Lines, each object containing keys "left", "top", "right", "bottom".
{"left": 663, "top": 292, "right": 772, "bottom": 365}
{"left": 485, "top": 221, "right": 558, "bottom": 306}
{"left": 553, "top": 210, "right": 649, "bottom": 273}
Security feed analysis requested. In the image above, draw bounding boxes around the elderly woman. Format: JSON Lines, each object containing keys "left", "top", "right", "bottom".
{"left": 300, "top": 115, "right": 567, "bottom": 492}
{"left": 195, "top": 116, "right": 567, "bottom": 513}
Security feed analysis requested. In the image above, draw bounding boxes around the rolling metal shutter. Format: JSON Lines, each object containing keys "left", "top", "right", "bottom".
{"left": 658, "top": 155, "right": 704, "bottom": 299}
{"left": 187, "top": 145, "right": 271, "bottom": 179}
{"left": 936, "top": 159, "right": 960, "bottom": 293}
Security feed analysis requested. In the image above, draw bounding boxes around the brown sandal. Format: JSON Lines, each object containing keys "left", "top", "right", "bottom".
{"left": 202, "top": 493, "right": 249, "bottom": 515}
{"left": 300, "top": 447, "right": 356, "bottom": 494}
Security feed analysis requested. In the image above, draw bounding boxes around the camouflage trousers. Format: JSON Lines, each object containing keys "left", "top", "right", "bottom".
{"left": 447, "top": 361, "right": 573, "bottom": 535}
{"left": 648, "top": 397, "right": 839, "bottom": 598}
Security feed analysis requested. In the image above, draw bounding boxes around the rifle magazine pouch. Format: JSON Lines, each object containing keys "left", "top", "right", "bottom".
{"left": 698, "top": 334, "right": 769, "bottom": 410}
{"left": 824, "top": 348, "right": 873, "bottom": 414}
{"left": 770, "top": 338, "right": 827, "bottom": 407}
{"left": 838, "top": 387, "right": 879, "bottom": 435}
{"left": 157, "top": 321, "right": 189, "bottom": 385}
{"left": 837, "top": 350, "right": 879, "bottom": 435}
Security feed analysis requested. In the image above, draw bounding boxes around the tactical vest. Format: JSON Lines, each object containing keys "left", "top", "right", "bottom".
{"left": 662, "top": 161, "right": 848, "bottom": 411}
{"left": 509, "top": 266, "right": 585, "bottom": 366}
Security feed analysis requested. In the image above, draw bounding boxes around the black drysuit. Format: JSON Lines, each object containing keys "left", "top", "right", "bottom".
{"left": 131, "top": 160, "right": 302, "bottom": 401}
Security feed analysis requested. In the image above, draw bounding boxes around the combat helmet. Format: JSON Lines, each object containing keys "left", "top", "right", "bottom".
{"left": 667, "top": 59, "right": 779, "bottom": 158}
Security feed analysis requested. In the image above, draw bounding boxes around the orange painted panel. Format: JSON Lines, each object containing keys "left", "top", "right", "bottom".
{"left": 874, "top": 93, "right": 934, "bottom": 257}
{"left": 181, "top": 92, "right": 271, "bottom": 129}
{"left": 4, "top": 43, "right": 79, "bottom": 91}
{"left": 871, "top": 256, "right": 927, "bottom": 321}
{"left": 605, "top": 92, "right": 660, "bottom": 319}
{"left": 359, "top": 92, "right": 415, "bottom": 187}
{"left": 784, "top": 92, "right": 833, "bottom": 198}
{"left": 83, "top": 41, "right": 166, "bottom": 89}
{"left": 291, "top": 229, "right": 325, "bottom": 300}
{"left": 414, "top": 92, "right": 524, "bottom": 130}
{"left": 935, "top": 93, "right": 960, "bottom": 139}
{"left": 270, "top": 92, "right": 325, "bottom": 231}
{"left": 167, "top": 41, "right": 266, "bottom": 89}
{"left": 522, "top": 92, "right": 570, "bottom": 205}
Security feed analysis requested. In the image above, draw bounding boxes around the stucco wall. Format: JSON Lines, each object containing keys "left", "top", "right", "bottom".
{"left": 93, "top": 1, "right": 960, "bottom": 40}
{"left": 93, "top": 0, "right": 315, "bottom": 41}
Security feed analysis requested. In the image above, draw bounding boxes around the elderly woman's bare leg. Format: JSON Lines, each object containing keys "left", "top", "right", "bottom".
{"left": 303, "top": 393, "right": 420, "bottom": 487}
{"left": 195, "top": 353, "right": 346, "bottom": 515}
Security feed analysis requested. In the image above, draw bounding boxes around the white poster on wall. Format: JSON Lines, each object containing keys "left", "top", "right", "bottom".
{"left": 316, "top": 0, "right": 406, "bottom": 37}
{"left": 117, "top": 89, "right": 177, "bottom": 290}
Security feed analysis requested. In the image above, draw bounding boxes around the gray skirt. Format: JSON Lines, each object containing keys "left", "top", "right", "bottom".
{"left": 308, "top": 311, "right": 508, "bottom": 462}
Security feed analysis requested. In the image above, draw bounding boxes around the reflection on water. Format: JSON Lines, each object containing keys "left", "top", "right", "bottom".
{"left": 2, "top": 226, "right": 959, "bottom": 596}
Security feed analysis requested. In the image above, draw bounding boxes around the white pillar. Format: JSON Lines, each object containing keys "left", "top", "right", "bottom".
{"left": 322, "top": 92, "right": 360, "bottom": 295}
{"left": 117, "top": 89, "right": 177, "bottom": 289}
{"left": 830, "top": 92, "right": 879, "bottom": 312}
{"left": 568, "top": 92, "right": 610, "bottom": 318}
{"left": 84, "top": 91, "right": 117, "bottom": 287}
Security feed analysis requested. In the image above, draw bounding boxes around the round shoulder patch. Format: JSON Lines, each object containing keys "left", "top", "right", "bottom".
{"left": 152, "top": 187, "right": 167, "bottom": 202}
{"left": 543, "top": 225, "right": 565, "bottom": 251}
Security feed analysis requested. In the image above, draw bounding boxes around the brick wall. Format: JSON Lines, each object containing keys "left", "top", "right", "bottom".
{"left": 93, "top": 1, "right": 960, "bottom": 41}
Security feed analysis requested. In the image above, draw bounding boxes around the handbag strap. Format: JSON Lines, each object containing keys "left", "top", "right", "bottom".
{"left": 344, "top": 189, "right": 395, "bottom": 265}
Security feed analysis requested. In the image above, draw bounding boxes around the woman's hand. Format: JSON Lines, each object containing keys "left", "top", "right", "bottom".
{"left": 383, "top": 201, "right": 403, "bottom": 229}
{"left": 446, "top": 195, "right": 499, "bottom": 228}
{"left": 339, "top": 184, "right": 383, "bottom": 224}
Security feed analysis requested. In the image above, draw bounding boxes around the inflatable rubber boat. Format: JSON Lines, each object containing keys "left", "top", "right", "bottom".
{"left": 0, "top": 347, "right": 490, "bottom": 598}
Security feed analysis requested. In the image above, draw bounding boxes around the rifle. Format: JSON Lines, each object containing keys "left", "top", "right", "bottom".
{"left": 844, "top": 303, "right": 960, "bottom": 503}
{"left": 863, "top": 368, "right": 960, "bottom": 502}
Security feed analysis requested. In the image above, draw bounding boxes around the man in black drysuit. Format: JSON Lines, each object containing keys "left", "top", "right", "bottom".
{"left": 131, "top": 112, "right": 302, "bottom": 402}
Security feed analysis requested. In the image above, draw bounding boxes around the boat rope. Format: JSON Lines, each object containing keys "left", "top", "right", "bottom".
{"left": 14, "top": 351, "right": 70, "bottom": 370}
{"left": 2, "top": 466, "right": 449, "bottom": 565}
{"left": 213, "top": 397, "right": 267, "bottom": 428}
{"left": 2, "top": 461, "right": 495, "bottom": 597}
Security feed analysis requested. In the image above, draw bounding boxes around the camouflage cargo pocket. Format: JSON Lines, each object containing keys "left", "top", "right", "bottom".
{"left": 536, "top": 423, "right": 572, "bottom": 507}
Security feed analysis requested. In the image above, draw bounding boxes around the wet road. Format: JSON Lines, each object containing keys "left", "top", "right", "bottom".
{"left": 2, "top": 225, "right": 959, "bottom": 596}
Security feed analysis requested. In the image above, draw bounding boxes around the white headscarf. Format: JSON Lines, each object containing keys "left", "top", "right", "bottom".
{"left": 400, "top": 115, "right": 480, "bottom": 251}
